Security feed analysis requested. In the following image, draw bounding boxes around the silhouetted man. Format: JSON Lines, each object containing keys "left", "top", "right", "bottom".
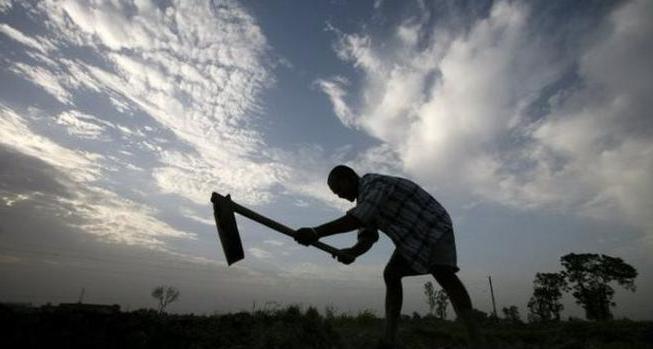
{"left": 295, "top": 165, "right": 483, "bottom": 349}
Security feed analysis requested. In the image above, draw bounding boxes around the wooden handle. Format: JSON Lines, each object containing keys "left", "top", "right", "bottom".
{"left": 218, "top": 193, "right": 340, "bottom": 256}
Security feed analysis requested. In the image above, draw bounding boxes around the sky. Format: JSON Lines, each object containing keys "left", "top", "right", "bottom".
{"left": 1, "top": 0, "right": 651, "bottom": 320}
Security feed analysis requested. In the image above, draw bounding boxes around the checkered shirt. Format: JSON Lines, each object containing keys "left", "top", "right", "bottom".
{"left": 347, "top": 173, "right": 453, "bottom": 273}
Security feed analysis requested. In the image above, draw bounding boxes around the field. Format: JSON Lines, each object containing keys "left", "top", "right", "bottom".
{"left": 1, "top": 304, "right": 652, "bottom": 348}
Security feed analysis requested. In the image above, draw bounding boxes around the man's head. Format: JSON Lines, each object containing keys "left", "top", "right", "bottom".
{"left": 328, "top": 165, "right": 359, "bottom": 202}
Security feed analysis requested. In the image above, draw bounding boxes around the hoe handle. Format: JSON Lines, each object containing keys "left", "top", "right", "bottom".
{"left": 228, "top": 200, "right": 340, "bottom": 257}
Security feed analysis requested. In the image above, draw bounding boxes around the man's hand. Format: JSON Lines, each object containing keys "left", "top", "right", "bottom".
{"left": 333, "top": 248, "right": 356, "bottom": 265}
{"left": 294, "top": 227, "right": 319, "bottom": 246}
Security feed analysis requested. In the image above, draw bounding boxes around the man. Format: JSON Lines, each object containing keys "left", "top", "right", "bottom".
{"left": 295, "top": 165, "right": 483, "bottom": 349}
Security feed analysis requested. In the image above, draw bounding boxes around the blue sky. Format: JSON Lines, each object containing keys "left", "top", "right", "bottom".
{"left": 1, "top": 0, "right": 651, "bottom": 320}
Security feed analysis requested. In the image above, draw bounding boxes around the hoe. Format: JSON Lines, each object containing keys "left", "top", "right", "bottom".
{"left": 210, "top": 192, "right": 339, "bottom": 265}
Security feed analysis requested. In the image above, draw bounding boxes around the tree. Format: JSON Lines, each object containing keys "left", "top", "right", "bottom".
{"left": 502, "top": 305, "right": 521, "bottom": 323}
{"left": 424, "top": 281, "right": 449, "bottom": 319}
{"left": 527, "top": 272, "right": 567, "bottom": 322}
{"left": 424, "top": 281, "right": 437, "bottom": 316}
{"left": 151, "top": 285, "right": 180, "bottom": 314}
{"left": 560, "top": 253, "right": 637, "bottom": 321}
{"left": 435, "top": 288, "right": 449, "bottom": 320}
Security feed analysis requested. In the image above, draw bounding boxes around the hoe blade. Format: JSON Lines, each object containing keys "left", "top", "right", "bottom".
{"left": 211, "top": 192, "right": 244, "bottom": 265}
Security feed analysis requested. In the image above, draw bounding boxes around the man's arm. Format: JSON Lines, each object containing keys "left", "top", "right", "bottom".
{"left": 335, "top": 229, "right": 378, "bottom": 265}
{"left": 294, "top": 214, "right": 362, "bottom": 246}
{"left": 346, "top": 237, "right": 376, "bottom": 257}
{"left": 314, "top": 213, "right": 362, "bottom": 238}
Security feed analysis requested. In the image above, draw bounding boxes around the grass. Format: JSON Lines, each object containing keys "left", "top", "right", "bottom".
{"left": 1, "top": 303, "right": 651, "bottom": 348}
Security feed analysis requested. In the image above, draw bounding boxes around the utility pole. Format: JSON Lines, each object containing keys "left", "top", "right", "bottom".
{"left": 78, "top": 287, "right": 85, "bottom": 304}
{"left": 488, "top": 276, "right": 497, "bottom": 318}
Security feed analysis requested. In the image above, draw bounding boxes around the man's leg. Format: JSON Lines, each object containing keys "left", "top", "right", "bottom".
{"left": 431, "top": 267, "right": 484, "bottom": 347}
{"left": 382, "top": 252, "right": 420, "bottom": 347}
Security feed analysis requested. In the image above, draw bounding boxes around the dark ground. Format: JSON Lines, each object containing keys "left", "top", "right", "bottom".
{"left": 1, "top": 304, "right": 652, "bottom": 348}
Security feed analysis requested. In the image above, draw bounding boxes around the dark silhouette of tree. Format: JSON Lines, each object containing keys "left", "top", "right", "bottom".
{"left": 527, "top": 272, "right": 567, "bottom": 322}
{"left": 151, "top": 285, "right": 180, "bottom": 314}
{"left": 424, "top": 281, "right": 449, "bottom": 319}
{"left": 560, "top": 253, "right": 637, "bottom": 321}
{"left": 424, "top": 281, "right": 437, "bottom": 316}
{"left": 502, "top": 305, "right": 521, "bottom": 323}
{"left": 434, "top": 288, "right": 449, "bottom": 320}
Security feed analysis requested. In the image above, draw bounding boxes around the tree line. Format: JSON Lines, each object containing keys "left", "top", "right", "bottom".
{"left": 528, "top": 252, "right": 637, "bottom": 322}
{"left": 151, "top": 253, "right": 637, "bottom": 323}
{"left": 425, "top": 252, "right": 638, "bottom": 322}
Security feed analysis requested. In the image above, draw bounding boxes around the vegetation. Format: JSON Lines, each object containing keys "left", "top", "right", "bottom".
{"left": 423, "top": 281, "right": 449, "bottom": 319}
{"left": 502, "top": 305, "right": 522, "bottom": 324}
{"left": 560, "top": 253, "right": 637, "bottom": 321}
{"left": 526, "top": 253, "right": 638, "bottom": 323}
{"left": 151, "top": 286, "right": 180, "bottom": 314}
{"left": 0, "top": 253, "right": 644, "bottom": 347}
{"left": 1, "top": 303, "right": 651, "bottom": 349}
{"left": 527, "top": 272, "right": 567, "bottom": 322}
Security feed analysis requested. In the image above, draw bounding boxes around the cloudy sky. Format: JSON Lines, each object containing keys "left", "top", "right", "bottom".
{"left": 1, "top": 0, "right": 651, "bottom": 319}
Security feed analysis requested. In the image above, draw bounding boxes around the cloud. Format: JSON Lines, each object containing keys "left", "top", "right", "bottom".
{"left": 179, "top": 206, "right": 215, "bottom": 226}
{"left": 56, "top": 110, "right": 110, "bottom": 140}
{"left": 1, "top": 193, "right": 30, "bottom": 207}
{"left": 314, "top": 76, "right": 355, "bottom": 127}
{"left": 530, "top": 0, "right": 653, "bottom": 230}
{"left": 321, "top": 0, "right": 653, "bottom": 235}
{"left": 0, "top": 104, "right": 103, "bottom": 182}
{"left": 1, "top": 0, "right": 364, "bottom": 262}
{"left": 8, "top": 62, "right": 74, "bottom": 104}
{"left": 277, "top": 261, "right": 381, "bottom": 283}
{"left": 0, "top": 23, "right": 54, "bottom": 53}
{"left": 266, "top": 144, "right": 353, "bottom": 211}
{"left": 3, "top": 0, "right": 378, "bottom": 215}
{"left": 0, "top": 0, "right": 288, "bottom": 206}
{"left": 248, "top": 247, "right": 272, "bottom": 259}
{"left": 0, "top": 105, "right": 194, "bottom": 250}
{"left": 0, "top": 0, "right": 12, "bottom": 13}
{"left": 267, "top": 142, "right": 403, "bottom": 212}
{"left": 61, "top": 185, "right": 196, "bottom": 247}
{"left": 263, "top": 239, "right": 285, "bottom": 247}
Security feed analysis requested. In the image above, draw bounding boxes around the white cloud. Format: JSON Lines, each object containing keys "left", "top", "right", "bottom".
{"left": 278, "top": 261, "right": 380, "bottom": 282}
{"left": 0, "top": 104, "right": 195, "bottom": 250}
{"left": 153, "top": 150, "right": 286, "bottom": 205}
{"left": 267, "top": 144, "right": 353, "bottom": 211}
{"left": 0, "top": 0, "right": 12, "bottom": 13}
{"left": 315, "top": 76, "right": 355, "bottom": 127}
{"left": 0, "top": 105, "right": 102, "bottom": 182}
{"left": 248, "top": 247, "right": 272, "bottom": 259}
{"left": 267, "top": 143, "right": 403, "bottom": 212}
{"left": 0, "top": 23, "right": 54, "bottom": 53}
{"left": 530, "top": 0, "right": 653, "bottom": 230}
{"left": 56, "top": 110, "right": 110, "bottom": 139}
{"left": 1, "top": 193, "right": 30, "bottom": 207}
{"left": 27, "top": 0, "right": 286, "bottom": 206}
{"left": 180, "top": 206, "right": 215, "bottom": 226}
{"left": 263, "top": 239, "right": 285, "bottom": 247}
{"left": 60, "top": 185, "right": 196, "bottom": 247}
{"left": 293, "top": 199, "right": 309, "bottom": 207}
{"left": 5, "top": 0, "right": 364, "bottom": 213}
{"left": 8, "top": 62, "right": 73, "bottom": 104}
{"left": 348, "top": 143, "right": 404, "bottom": 178}
{"left": 322, "top": 0, "right": 653, "bottom": 236}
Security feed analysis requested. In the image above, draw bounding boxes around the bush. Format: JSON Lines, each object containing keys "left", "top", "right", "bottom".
{"left": 2, "top": 303, "right": 652, "bottom": 348}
